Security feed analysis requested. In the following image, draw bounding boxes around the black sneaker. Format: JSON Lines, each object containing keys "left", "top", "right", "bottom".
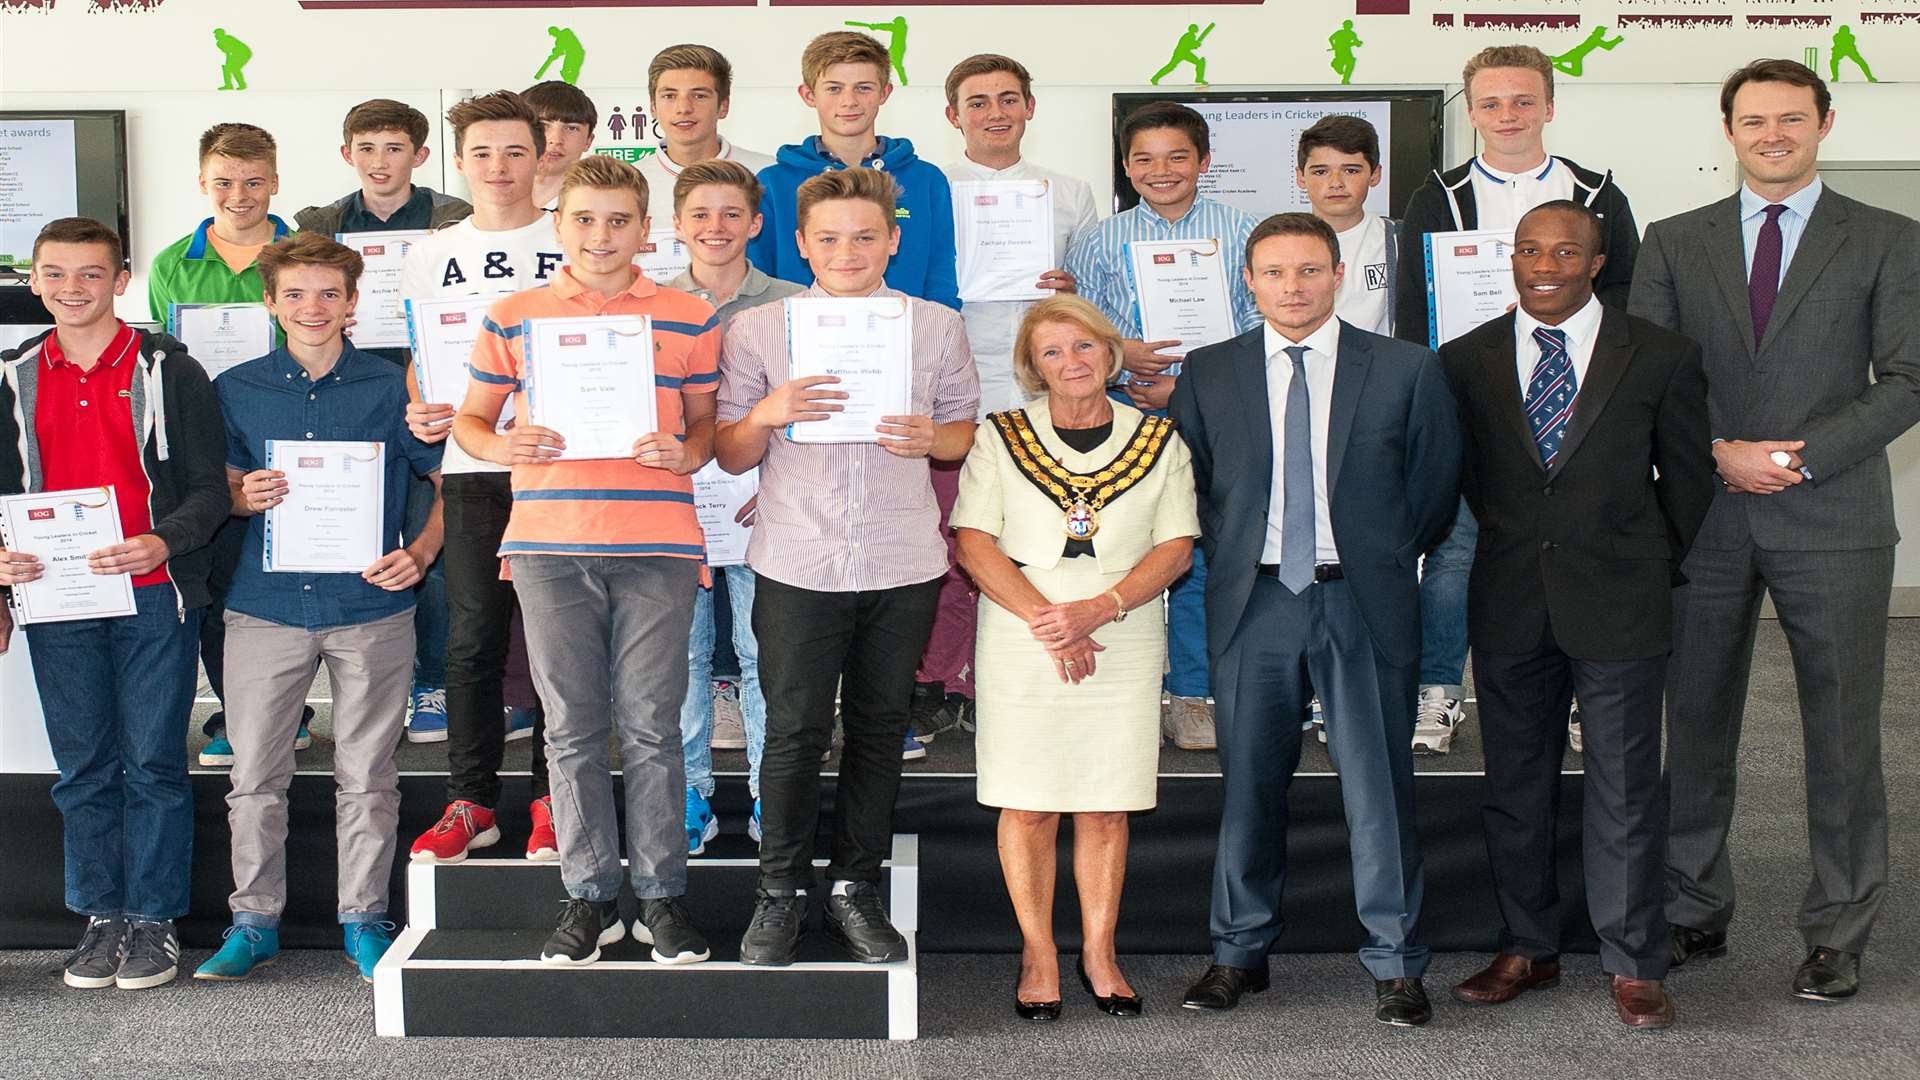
{"left": 540, "top": 898, "right": 624, "bottom": 966}
{"left": 61, "top": 916, "right": 127, "bottom": 989}
{"left": 739, "top": 889, "right": 807, "bottom": 966}
{"left": 636, "top": 897, "right": 710, "bottom": 965}
{"left": 826, "top": 881, "right": 908, "bottom": 963}
{"left": 116, "top": 919, "right": 181, "bottom": 990}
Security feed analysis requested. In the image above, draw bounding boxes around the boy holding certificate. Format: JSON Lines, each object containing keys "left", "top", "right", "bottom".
{"left": 458, "top": 156, "right": 722, "bottom": 967}
{"left": 0, "top": 218, "right": 230, "bottom": 991}
{"left": 715, "top": 167, "right": 978, "bottom": 966}
{"left": 196, "top": 233, "right": 444, "bottom": 984}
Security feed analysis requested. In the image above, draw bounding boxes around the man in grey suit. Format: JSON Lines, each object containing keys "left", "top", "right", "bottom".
{"left": 1631, "top": 58, "right": 1920, "bottom": 1002}
{"left": 1170, "top": 213, "right": 1460, "bottom": 1025}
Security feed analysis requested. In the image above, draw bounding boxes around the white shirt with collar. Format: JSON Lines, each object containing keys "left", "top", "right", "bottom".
{"left": 1469, "top": 155, "right": 1577, "bottom": 232}
{"left": 1514, "top": 293, "right": 1604, "bottom": 396}
{"left": 1739, "top": 175, "right": 1824, "bottom": 287}
{"left": 1262, "top": 315, "right": 1343, "bottom": 565}
{"left": 640, "top": 136, "right": 777, "bottom": 228}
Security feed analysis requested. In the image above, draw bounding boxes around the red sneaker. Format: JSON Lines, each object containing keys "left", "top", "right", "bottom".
{"left": 527, "top": 796, "right": 559, "bottom": 862}
{"left": 409, "top": 801, "right": 500, "bottom": 864}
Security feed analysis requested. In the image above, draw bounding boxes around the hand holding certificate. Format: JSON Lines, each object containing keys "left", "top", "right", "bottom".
{"left": 1423, "top": 228, "right": 1518, "bottom": 349}
{"left": 262, "top": 441, "right": 386, "bottom": 574}
{"left": 0, "top": 488, "right": 138, "bottom": 625}
{"left": 1125, "top": 238, "right": 1236, "bottom": 366}
{"left": 692, "top": 462, "right": 758, "bottom": 567}
{"left": 783, "top": 296, "right": 912, "bottom": 445}
{"left": 172, "top": 303, "right": 276, "bottom": 380}
{"left": 339, "top": 230, "right": 430, "bottom": 349}
{"left": 954, "top": 180, "right": 1056, "bottom": 303}
{"left": 522, "top": 315, "right": 659, "bottom": 461}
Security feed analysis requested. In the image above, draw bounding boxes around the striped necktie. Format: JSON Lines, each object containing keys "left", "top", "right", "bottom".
{"left": 1524, "top": 326, "right": 1576, "bottom": 469}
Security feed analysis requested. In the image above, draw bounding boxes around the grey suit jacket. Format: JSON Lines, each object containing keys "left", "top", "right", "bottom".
{"left": 1629, "top": 186, "right": 1920, "bottom": 551}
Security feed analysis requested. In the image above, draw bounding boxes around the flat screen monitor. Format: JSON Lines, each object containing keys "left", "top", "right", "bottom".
{"left": 0, "top": 111, "right": 131, "bottom": 270}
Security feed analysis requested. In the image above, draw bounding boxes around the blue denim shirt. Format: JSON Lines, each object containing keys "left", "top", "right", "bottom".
{"left": 216, "top": 344, "right": 441, "bottom": 631}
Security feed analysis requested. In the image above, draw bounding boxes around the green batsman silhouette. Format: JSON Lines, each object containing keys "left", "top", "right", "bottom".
{"left": 1830, "top": 26, "right": 1878, "bottom": 83}
{"left": 844, "top": 16, "right": 909, "bottom": 85}
{"left": 214, "top": 28, "right": 252, "bottom": 91}
{"left": 1152, "top": 22, "right": 1215, "bottom": 86}
{"left": 1328, "top": 20, "right": 1362, "bottom": 85}
{"left": 536, "top": 26, "right": 586, "bottom": 85}
{"left": 1550, "top": 25, "right": 1623, "bottom": 78}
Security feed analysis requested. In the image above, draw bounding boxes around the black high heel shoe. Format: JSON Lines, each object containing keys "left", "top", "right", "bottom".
{"left": 1078, "top": 959, "right": 1144, "bottom": 1017}
{"left": 1014, "top": 969, "right": 1063, "bottom": 1022}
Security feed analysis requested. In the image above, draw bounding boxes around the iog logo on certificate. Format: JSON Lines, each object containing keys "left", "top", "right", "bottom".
{"left": 27, "top": 508, "right": 53, "bottom": 521}
{"left": 363, "top": 245, "right": 386, "bottom": 257}
{"left": 1454, "top": 244, "right": 1479, "bottom": 257}
{"left": 1153, "top": 254, "right": 1176, "bottom": 265}
{"left": 818, "top": 315, "right": 846, "bottom": 328}
{"left": 558, "top": 334, "right": 588, "bottom": 347}
{"left": 299, "top": 456, "right": 324, "bottom": 469}
{"left": 974, "top": 195, "right": 999, "bottom": 207}
{"left": 439, "top": 312, "right": 467, "bottom": 326}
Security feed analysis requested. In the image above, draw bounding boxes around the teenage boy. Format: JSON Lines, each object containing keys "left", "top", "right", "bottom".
{"left": 1392, "top": 44, "right": 1641, "bottom": 757}
{"left": 525, "top": 80, "right": 597, "bottom": 212}
{"left": 0, "top": 218, "right": 229, "bottom": 990}
{"left": 194, "top": 233, "right": 443, "bottom": 983}
{"left": 401, "top": 91, "right": 565, "bottom": 863}
{"left": 716, "top": 168, "right": 978, "bottom": 965}
{"left": 458, "top": 156, "right": 720, "bottom": 966}
{"left": 669, "top": 159, "right": 803, "bottom": 852}
{"left": 1297, "top": 114, "right": 1397, "bottom": 337}
{"left": 749, "top": 30, "right": 959, "bottom": 310}
{"left": 1062, "top": 100, "right": 1259, "bottom": 751}
{"left": 640, "top": 45, "right": 776, "bottom": 228}
{"left": 149, "top": 123, "right": 306, "bottom": 767}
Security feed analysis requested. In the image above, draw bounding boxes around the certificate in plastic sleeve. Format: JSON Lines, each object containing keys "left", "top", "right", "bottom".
{"left": 263, "top": 440, "right": 385, "bottom": 574}
{"left": 953, "top": 179, "right": 1055, "bottom": 303}
{"left": 1423, "top": 228, "right": 1518, "bottom": 350}
{"left": 0, "top": 487, "right": 136, "bottom": 625}
{"left": 337, "top": 230, "right": 431, "bottom": 349}
{"left": 406, "top": 295, "right": 492, "bottom": 406}
{"left": 637, "top": 228, "right": 694, "bottom": 285}
{"left": 692, "top": 461, "right": 758, "bottom": 568}
{"left": 1123, "top": 238, "right": 1235, "bottom": 368}
{"left": 171, "top": 303, "right": 276, "bottom": 381}
{"left": 521, "top": 315, "right": 659, "bottom": 461}
{"left": 783, "top": 296, "right": 913, "bottom": 445}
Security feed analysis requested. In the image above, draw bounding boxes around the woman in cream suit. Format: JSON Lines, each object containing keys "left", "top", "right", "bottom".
{"left": 953, "top": 296, "right": 1198, "bottom": 1022}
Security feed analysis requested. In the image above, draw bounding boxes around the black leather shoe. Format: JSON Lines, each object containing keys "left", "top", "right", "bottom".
{"left": 1181, "top": 964, "right": 1269, "bottom": 1011}
{"left": 1014, "top": 969, "right": 1062, "bottom": 1022}
{"left": 1670, "top": 925, "right": 1728, "bottom": 967}
{"left": 1375, "top": 977, "right": 1432, "bottom": 1027}
{"left": 1791, "top": 947, "right": 1860, "bottom": 1002}
{"left": 1078, "top": 960, "right": 1144, "bottom": 1017}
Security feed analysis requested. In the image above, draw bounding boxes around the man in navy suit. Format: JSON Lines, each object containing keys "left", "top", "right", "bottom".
{"left": 1170, "top": 213, "right": 1461, "bottom": 1026}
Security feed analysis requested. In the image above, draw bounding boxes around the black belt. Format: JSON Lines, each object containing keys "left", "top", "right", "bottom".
{"left": 1257, "top": 562, "right": 1343, "bottom": 581}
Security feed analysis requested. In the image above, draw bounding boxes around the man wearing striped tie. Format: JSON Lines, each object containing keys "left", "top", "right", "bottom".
{"left": 1438, "top": 200, "right": 1714, "bottom": 1030}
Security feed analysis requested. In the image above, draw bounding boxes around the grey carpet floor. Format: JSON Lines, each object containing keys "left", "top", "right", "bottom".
{"left": 3, "top": 620, "right": 1915, "bottom": 1079}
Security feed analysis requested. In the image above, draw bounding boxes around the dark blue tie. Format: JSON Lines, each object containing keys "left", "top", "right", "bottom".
{"left": 1279, "top": 345, "right": 1315, "bottom": 594}
{"left": 1524, "top": 327, "right": 1576, "bottom": 469}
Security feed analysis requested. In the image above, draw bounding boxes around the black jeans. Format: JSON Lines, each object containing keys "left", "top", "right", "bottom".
{"left": 443, "top": 471, "right": 548, "bottom": 805}
{"left": 196, "top": 515, "right": 247, "bottom": 735}
{"left": 752, "top": 573, "right": 941, "bottom": 891}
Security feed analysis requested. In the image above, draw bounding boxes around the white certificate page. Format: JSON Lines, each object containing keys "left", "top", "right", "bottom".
{"left": 0, "top": 487, "right": 136, "bottom": 625}
{"left": 953, "top": 180, "right": 1055, "bottom": 303}
{"left": 522, "top": 315, "right": 659, "bottom": 461}
{"left": 637, "top": 229, "right": 693, "bottom": 285}
{"left": 692, "top": 461, "right": 758, "bottom": 568}
{"left": 1424, "top": 228, "right": 1518, "bottom": 349}
{"left": 783, "top": 296, "right": 913, "bottom": 445}
{"left": 339, "top": 230, "right": 431, "bottom": 350}
{"left": 1125, "top": 239, "right": 1236, "bottom": 362}
{"left": 407, "top": 295, "right": 490, "bottom": 406}
{"left": 264, "top": 440, "right": 385, "bottom": 574}
{"left": 172, "top": 303, "right": 276, "bottom": 380}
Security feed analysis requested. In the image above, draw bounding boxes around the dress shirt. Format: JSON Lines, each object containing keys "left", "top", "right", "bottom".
{"left": 1514, "top": 293, "right": 1603, "bottom": 396}
{"left": 1468, "top": 156, "right": 1576, "bottom": 232}
{"left": 1740, "top": 176, "right": 1824, "bottom": 287}
{"left": 1261, "top": 316, "right": 1341, "bottom": 565}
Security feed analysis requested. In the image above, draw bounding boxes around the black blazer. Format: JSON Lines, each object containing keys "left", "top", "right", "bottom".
{"left": 1169, "top": 320, "right": 1461, "bottom": 667}
{"left": 1439, "top": 307, "right": 1715, "bottom": 661}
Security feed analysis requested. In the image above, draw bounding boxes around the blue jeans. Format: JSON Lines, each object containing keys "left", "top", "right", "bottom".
{"left": 1418, "top": 498, "right": 1476, "bottom": 689}
{"left": 27, "top": 584, "right": 201, "bottom": 920}
{"left": 1115, "top": 388, "right": 1212, "bottom": 699}
{"left": 681, "top": 566, "right": 766, "bottom": 797}
{"left": 404, "top": 473, "right": 447, "bottom": 689}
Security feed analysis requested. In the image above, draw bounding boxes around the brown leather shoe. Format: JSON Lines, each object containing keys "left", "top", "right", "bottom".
{"left": 1164, "top": 696, "right": 1216, "bottom": 750}
{"left": 1610, "top": 975, "right": 1675, "bottom": 1029}
{"left": 1451, "top": 953, "right": 1561, "bottom": 1005}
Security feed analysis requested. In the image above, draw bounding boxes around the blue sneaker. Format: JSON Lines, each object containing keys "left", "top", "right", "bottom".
{"left": 407, "top": 687, "right": 448, "bottom": 744}
{"left": 343, "top": 920, "right": 396, "bottom": 983}
{"left": 505, "top": 706, "right": 536, "bottom": 743}
{"left": 901, "top": 730, "right": 928, "bottom": 761}
{"left": 198, "top": 735, "right": 235, "bottom": 768}
{"left": 685, "top": 787, "right": 719, "bottom": 856}
{"left": 193, "top": 924, "right": 279, "bottom": 981}
{"left": 294, "top": 704, "right": 314, "bottom": 751}
{"left": 748, "top": 797, "right": 763, "bottom": 845}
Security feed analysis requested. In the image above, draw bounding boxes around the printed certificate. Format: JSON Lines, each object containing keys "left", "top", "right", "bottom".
{"left": 637, "top": 228, "right": 694, "bottom": 285}
{"left": 171, "top": 303, "right": 275, "bottom": 380}
{"left": 337, "top": 230, "right": 431, "bottom": 349}
{"left": 1125, "top": 238, "right": 1236, "bottom": 367}
{"left": 953, "top": 179, "right": 1055, "bottom": 303}
{"left": 406, "top": 295, "right": 492, "bottom": 407}
{"left": 783, "top": 296, "right": 913, "bottom": 445}
{"left": 264, "top": 440, "right": 385, "bottom": 574}
{"left": 521, "top": 315, "right": 659, "bottom": 460}
{"left": 692, "top": 461, "right": 758, "bottom": 568}
{"left": 1424, "top": 228, "right": 1518, "bottom": 349}
{"left": 0, "top": 487, "right": 136, "bottom": 625}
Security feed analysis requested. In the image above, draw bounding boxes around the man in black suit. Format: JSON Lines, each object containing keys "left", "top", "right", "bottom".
{"left": 1441, "top": 200, "right": 1714, "bottom": 1029}
{"left": 1170, "top": 213, "right": 1460, "bottom": 1026}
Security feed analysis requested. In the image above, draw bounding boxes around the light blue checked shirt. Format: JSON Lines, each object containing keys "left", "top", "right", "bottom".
{"left": 1739, "top": 176, "right": 1823, "bottom": 287}
{"left": 1064, "top": 195, "right": 1261, "bottom": 377}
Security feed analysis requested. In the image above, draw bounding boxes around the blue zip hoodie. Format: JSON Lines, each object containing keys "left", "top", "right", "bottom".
{"left": 750, "top": 136, "right": 960, "bottom": 311}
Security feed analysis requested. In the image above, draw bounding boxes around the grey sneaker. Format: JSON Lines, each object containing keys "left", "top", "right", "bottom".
{"left": 117, "top": 919, "right": 181, "bottom": 990}
{"left": 1163, "top": 695, "right": 1217, "bottom": 750}
{"left": 1412, "top": 686, "right": 1464, "bottom": 755}
{"left": 62, "top": 916, "right": 127, "bottom": 989}
{"left": 636, "top": 896, "right": 711, "bottom": 965}
{"left": 710, "top": 683, "right": 748, "bottom": 750}
{"left": 826, "top": 881, "right": 908, "bottom": 964}
{"left": 1568, "top": 698, "right": 1584, "bottom": 754}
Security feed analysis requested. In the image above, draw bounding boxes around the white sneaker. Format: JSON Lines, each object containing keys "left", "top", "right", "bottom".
{"left": 1568, "top": 699, "right": 1583, "bottom": 754}
{"left": 1309, "top": 697, "right": 1328, "bottom": 744}
{"left": 1411, "top": 686, "right": 1463, "bottom": 755}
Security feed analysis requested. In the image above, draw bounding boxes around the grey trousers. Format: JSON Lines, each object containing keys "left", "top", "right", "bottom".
{"left": 223, "top": 608, "right": 413, "bottom": 924}
{"left": 510, "top": 555, "right": 698, "bottom": 902}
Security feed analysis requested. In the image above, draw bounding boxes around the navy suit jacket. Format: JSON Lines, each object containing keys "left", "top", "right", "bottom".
{"left": 1169, "top": 320, "right": 1462, "bottom": 666}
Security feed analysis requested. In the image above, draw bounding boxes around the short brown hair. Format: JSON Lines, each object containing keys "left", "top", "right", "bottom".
{"left": 523, "top": 80, "right": 598, "bottom": 130}
{"left": 943, "top": 54, "right": 1033, "bottom": 109}
{"left": 649, "top": 44, "right": 734, "bottom": 102}
{"left": 341, "top": 99, "right": 430, "bottom": 150}
{"left": 32, "top": 217, "right": 123, "bottom": 271}
{"left": 795, "top": 167, "right": 900, "bottom": 231}
{"left": 672, "top": 159, "right": 763, "bottom": 214}
{"left": 1297, "top": 114, "right": 1380, "bottom": 171}
{"left": 197, "top": 123, "right": 277, "bottom": 170}
{"left": 557, "top": 155, "right": 650, "bottom": 215}
{"left": 256, "top": 232, "right": 365, "bottom": 297}
{"left": 446, "top": 91, "right": 546, "bottom": 158}
{"left": 1012, "top": 295, "right": 1124, "bottom": 397}
{"left": 801, "top": 31, "right": 891, "bottom": 88}
{"left": 1462, "top": 45, "right": 1556, "bottom": 104}
{"left": 1246, "top": 212, "right": 1340, "bottom": 268}
{"left": 1720, "top": 58, "right": 1831, "bottom": 126}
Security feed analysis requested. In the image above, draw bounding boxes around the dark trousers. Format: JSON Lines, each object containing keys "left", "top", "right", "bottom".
{"left": 1210, "top": 576, "right": 1427, "bottom": 980}
{"left": 752, "top": 573, "right": 941, "bottom": 891}
{"left": 197, "top": 515, "right": 248, "bottom": 724}
{"left": 1474, "top": 620, "right": 1669, "bottom": 980}
{"left": 443, "top": 471, "right": 548, "bottom": 806}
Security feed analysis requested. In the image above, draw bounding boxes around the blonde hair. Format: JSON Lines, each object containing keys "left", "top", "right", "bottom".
{"left": 795, "top": 167, "right": 899, "bottom": 231}
{"left": 801, "top": 31, "right": 892, "bottom": 88}
{"left": 197, "top": 123, "right": 277, "bottom": 170}
{"left": 1012, "top": 296, "right": 1125, "bottom": 397}
{"left": 1462, "top": 45, "right": 1556, "bottom": 103}
{"left": 672, "top": 159, "right": 762, "bottom": 214}
{"left": 557, "top": 155, "right": 651, "bottom": 214}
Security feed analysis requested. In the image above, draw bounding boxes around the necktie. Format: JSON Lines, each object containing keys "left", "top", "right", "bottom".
{"left": 1524, "top": 327, "right": 1576, "bottom": 469}
{"left": 1750, "top": 203, "right": 1788, "bottom": 343}
{"left": 1278, "top": 346, "right": 1315, "bottom": 594}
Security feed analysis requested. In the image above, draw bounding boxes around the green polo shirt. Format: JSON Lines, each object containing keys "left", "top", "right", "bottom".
{"left": 146, "top": 215, "right": 293, "bottom": 329}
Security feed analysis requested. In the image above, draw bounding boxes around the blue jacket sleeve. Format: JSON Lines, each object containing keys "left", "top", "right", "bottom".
{"left": 924, "top": 169, "right": 961, "bottom": 311}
